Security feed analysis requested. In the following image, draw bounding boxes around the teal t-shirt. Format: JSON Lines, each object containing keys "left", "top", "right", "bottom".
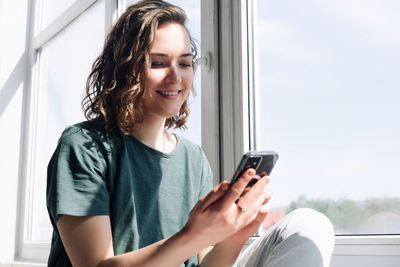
{"left": 46, "top": 120, "right": 213, "bottom": 266}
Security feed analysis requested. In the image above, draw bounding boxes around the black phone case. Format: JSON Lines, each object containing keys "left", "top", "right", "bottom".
{"left": 231, "top": 151, "right": 279, "bottom": 185}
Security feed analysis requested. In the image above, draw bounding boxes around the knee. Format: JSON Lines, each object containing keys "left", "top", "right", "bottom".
{"left": 287, "top": 208, "right": 333, "bottom": 230}
{"left": 284, "top": 208, "right": 335, "bottom": 251}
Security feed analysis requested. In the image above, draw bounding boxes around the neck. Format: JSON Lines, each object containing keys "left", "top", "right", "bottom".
{"left": 131, "top": 115, "right": 176, "bottom": 153}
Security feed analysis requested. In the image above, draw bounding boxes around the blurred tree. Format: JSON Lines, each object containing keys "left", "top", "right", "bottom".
{"left": 286, "top": 195, "right": 400, "bottom": 233}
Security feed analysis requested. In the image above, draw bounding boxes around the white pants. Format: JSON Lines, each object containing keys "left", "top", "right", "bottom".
{"left": 234, "top": 208, "right": 335, "bottom": 267}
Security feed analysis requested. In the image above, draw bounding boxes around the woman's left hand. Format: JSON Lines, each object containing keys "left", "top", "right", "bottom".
{"left": 218, "top": 177, "right": 272, "bottom": 247}
{"left": 197, "top": 175, "right": 272, "bottom": 266}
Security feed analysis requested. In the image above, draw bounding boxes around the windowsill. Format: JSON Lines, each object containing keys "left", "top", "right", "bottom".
{"left": 12, "top": 235, "right": 400, "bottom": 267}
{"left": 334, "top": 235, "right": 400, "bottom": 256}
{"left": 6, "top": 262, "right": 46, "bottom": 267}
{"left": 245, "top": 234, "right": 400, "bottom": 256}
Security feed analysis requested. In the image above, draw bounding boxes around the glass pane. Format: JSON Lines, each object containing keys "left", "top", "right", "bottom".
{"left": 254, "top": 0, "right": 400, "bottom": 234}
{"left": 31, "top": 0, "right": 105, "bottom": 242}
{"left": 40, "top": 0, "right": 78, "bottom": 30}
{"left": 169, "top": 0, "right": 202, "bottom": 146}
{"left": 125, "top": 0, "right": 202, "bottom": 146}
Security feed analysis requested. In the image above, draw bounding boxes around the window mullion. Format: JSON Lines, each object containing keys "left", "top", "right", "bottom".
{"left": 105, "top": 0, "right": 118, "bottom": 36}
{"left": 15, "top": 0, "right": 44, "bottom": 261}
{"left": 201, "top": 0, "right": 220, "bottom": 185}
{"left": 218, "top": 0, "right": 250, "bottom": 181}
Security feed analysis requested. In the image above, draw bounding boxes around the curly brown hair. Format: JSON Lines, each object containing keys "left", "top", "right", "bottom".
{"left": 82, "top": 0, "right": 197, "bottom": 134}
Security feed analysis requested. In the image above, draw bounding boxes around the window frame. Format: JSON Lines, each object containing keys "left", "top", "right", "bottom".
{"left": 215, "top": 0, "right": 400, "bottom": 263}
{"left": 200, "top": 0, "right": 220, "bottom": 186}
{"left": 216, "top": 0, "right": 251, "bottom": 181}
{"left": 15, "top": 0, "right": 116, "bottom": 263}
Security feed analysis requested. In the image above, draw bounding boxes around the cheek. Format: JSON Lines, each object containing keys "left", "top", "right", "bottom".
{"left": 183, "top": 71, "right": 194, "bottom": 87}
{"left": 145, "top": 70, "right": 166, "bottom": 86}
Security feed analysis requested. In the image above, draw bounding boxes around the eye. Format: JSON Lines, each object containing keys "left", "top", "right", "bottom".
{"left": 151, "top": 62, "right": 165, "bottom": 68}
{"left": 180, "top": 62, "right": 192, "bottom": 68}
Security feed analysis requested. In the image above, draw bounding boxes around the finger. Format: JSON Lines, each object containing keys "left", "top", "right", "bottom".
{"left": 263, "top": 188, "right": 272, "bottom": 204}
{"left": 237, "top": 175, "right": 270, "bottom": 209}
{"left": 198, "top": 181, "right": 230, "bottom": 211}
{"left": 220, "top": 169, "right": 255, "bottom": 209}
{"left": 247, "top": 203, "right": 270, "bottom": 228}
{"left": 258, "top": 202, "right": 270, "bottom": 216}
{"left": 236, "top": 203, "right": 270, "bottom": 236}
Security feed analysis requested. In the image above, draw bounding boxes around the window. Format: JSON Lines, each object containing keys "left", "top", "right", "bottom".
{"left": 32, "top": 0, "right": 106, "bottom": 242}
{"left": 252, "top": 0, "right": 400, "bottom": 235}
{"left": 217, "top": 0, "right": 400, "bottom": 265}
{"left": 17, "top": 0, "right": 106, "bottom": 262}
{"left": 39, "top": 0, "right": 79, "bottom": 30}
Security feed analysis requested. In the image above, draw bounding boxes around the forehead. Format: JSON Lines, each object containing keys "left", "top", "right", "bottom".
{"left": 150, "top": 23, "right": 191, "bottom": 54}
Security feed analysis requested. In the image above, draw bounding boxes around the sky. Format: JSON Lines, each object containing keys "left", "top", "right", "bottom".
{"left": 253, "top": 0, "right": 400, "bottom": 207}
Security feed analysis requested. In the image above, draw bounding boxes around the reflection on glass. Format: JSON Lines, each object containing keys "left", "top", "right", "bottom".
{"left": 253, "top": 0, "right": 400, "bottom": 234}
{"left": 31, "top": 0, "right": 105, "bottom": 242}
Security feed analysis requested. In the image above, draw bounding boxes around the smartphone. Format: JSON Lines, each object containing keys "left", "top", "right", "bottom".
{"left": 231, "top": 151, "right": 279, "bottom": 187}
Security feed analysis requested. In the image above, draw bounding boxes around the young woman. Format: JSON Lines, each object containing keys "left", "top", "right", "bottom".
{"left": 46, "top": 1, "right": 335, "bottom": 266}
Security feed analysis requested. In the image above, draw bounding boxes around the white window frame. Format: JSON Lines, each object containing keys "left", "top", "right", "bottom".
{"left": 201, "top": 0, "right": 252, "bottom": 183}
{"left": 213, "top": 0, "right": 400, "bottom": 266}
{"left": 15, "top": 0, "right": 119, "bottom": 264}
{"left": 200, "top": 0, "right": 220, "bottom": 186}
{"left": 217, "top": 0, "right": 251, "bottom": 180}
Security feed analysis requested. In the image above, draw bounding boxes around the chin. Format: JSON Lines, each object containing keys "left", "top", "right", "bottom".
{"left": 164, "top": 107, "right": 184, "bottom": 118}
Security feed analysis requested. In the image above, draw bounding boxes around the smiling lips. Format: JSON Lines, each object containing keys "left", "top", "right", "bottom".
{"left": 156, "top": 90, "right": 182, "bottom": 97}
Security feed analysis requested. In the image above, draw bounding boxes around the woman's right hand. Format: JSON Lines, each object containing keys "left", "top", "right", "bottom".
{"left": 182, "top": 168, "right": 271, "bottom": 249}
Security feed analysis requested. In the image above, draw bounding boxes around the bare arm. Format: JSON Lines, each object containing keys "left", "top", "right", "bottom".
{"left": 57, "top": 215, "right": 204, "bottom": 267}
{"left": 57, "top": 215, "right": 114, "bottom": 266}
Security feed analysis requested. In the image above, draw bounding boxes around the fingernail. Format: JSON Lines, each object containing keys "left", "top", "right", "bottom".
{"left": 248, "top": 168, "right": 256, "bottom": 176}
{"left": 221, "top": 184, "right": 229, "bottom": 191}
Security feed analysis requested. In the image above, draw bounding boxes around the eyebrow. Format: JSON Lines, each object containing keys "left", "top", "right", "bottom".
{"left": 150, "top": 52, "right": 193, "bottom": 58}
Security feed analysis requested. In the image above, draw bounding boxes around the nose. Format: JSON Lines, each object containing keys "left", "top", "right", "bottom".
{"left": 165, "top": 64, "right": 181, "bottom": 84}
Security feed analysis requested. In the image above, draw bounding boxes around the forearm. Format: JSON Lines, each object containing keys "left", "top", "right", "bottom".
{"left": 199, "top": 240, "right": 244, "bottom": 267}
{"left": 100, "top": 228, "right": 205, "bottom": 267}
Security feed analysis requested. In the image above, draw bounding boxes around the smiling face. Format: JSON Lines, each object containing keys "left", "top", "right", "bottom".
{"left": 141, "top": 22, "right": 194, "bottom": 121}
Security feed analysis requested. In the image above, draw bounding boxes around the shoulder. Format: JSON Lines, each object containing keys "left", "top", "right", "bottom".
{"left": 176, "top": 135, "right": 204, "bottom": 157}
{"left": 175, "top": 135, "right": 210, "bottom": 169}
{"left": 57, "top": 120, "right": 122, "bottom": 155}
{"left": 60, "top": 120, "right": 106, "bottom": 142}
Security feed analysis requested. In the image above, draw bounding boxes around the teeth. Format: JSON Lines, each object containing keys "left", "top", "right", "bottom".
{"left": 159, "top": 91, "right": 178, "bottom": 96}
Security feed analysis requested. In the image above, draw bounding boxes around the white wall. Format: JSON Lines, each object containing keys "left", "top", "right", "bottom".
{"left": 0, "top": 0, "right": 30, "bottom": 264}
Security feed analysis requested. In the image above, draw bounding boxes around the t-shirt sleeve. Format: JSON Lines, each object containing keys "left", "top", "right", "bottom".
{"left": 198, "top": 150, "right": 214, "bottom": 199}
{"left": 46, "top": 128, "right": 110, "bottom": 224}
